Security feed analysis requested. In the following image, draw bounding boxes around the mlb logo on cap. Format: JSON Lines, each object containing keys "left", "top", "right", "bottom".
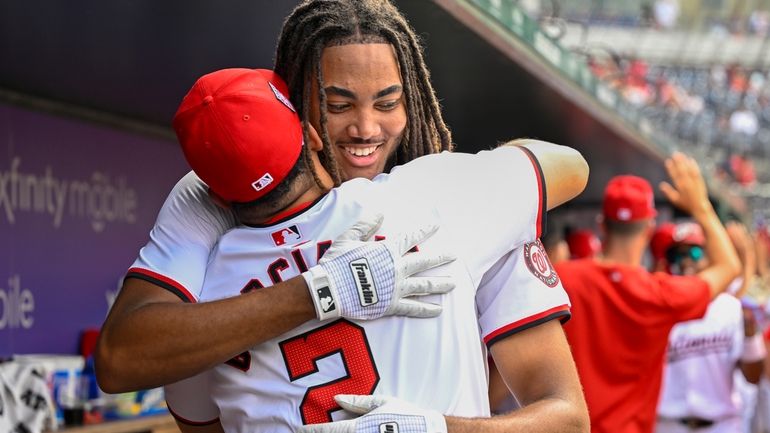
{"left": 672, "top": 222, "right": 705, "bottom": 245}
{"left": 252, "top": 173, "right": 274, "bottom": 192}
{"left": 271, "top": 225, "right": 302, "bottom": 246}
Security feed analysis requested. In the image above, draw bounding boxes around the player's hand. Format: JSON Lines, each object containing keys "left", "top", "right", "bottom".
{"left": 297, "top": 394, "right": 447, "bottom": 433}
{"left": 659, "top": 152, "right": 711, "bottom": 217}
{"left": 743, "top": 305, "right": 758, "bottom": 337}
{"left": 302, "top": 213, "right": 456, "bottom": 321}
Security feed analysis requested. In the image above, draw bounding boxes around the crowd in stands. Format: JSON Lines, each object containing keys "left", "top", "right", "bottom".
{"left": 529, "top": 1, "right": 770, "bottom": 193}
{"left": 587, "top": 54, "right": 769, "bottom": 189}
{"left": 554, "top": 0, "right": 770, "bottom": 36}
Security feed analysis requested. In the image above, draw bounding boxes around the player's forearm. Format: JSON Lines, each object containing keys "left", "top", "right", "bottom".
{"left": 503, "top": 139, "right": 589, "bottom": 210}
{"left": 693, "top": 206, "right": 741, "bottom": 298}
{"left": 740, "top": 360, "right": 764, "bottom": 384}
{"left": 736, "top": 242, "right": 757, "bottom": 298}
{"left": 445, "top": 397, "right": 589, "bottom": 433}
{"left": 96, "top": 276, "right": 315, "bottom": 393}
{"left": 479, "top": 320, "right": 589, "bottom": 433}
{"left": 176, "top": 420, "right": 226, "bottom": 433}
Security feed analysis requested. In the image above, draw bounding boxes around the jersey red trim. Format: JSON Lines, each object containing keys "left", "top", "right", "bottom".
{"left": 167, "top": 405, "right": 220, "bottom": 426}
{"left": 517, "top": 146, "right": 547, "bottom": 238}
{"left": 125, "top": 267, "right": 197, "bottom": 303}
{"left": 484, "top": 304, "right": 570, "bottom": 347}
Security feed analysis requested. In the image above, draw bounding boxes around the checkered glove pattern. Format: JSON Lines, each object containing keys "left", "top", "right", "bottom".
{"left": 302, "top": 214, "right": 455, "bottom": 321}
{"left": 297, "top": 394, "right": 447, "bottom": 433}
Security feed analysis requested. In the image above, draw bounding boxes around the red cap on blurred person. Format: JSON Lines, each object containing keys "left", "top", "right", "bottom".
{"left": 650, "top": 221, "right": 705, "bottom": 260}
{"left": 173, "top": 68, "right": 303, "bottom": 203}
{"left": 566, "top": 229, "right": 602, "bottom": 259}
{"left": 602, "top": 175, "right": 657, "bottom": 222}
{"left": 650, "top": 222, "right": 675, "bottom": 261}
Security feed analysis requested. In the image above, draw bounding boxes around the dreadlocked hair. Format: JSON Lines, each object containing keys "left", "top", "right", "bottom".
{"left": 274, "top": 0, "right": 453, "bottom": 187}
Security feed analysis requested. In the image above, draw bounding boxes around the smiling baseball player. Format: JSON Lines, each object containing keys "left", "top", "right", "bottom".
{"left": 157, "top": 68, "right": 587, "bottom": 433}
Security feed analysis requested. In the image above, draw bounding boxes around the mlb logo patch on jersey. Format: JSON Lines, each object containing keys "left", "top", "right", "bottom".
{"left": 524, "top": 239, "right": 560, "bottom": 287}
{"left": 379, "top": 423, "right": 399, "bottom": 433}
{"left": 271, "top": 225, "right": 302, "bottom": 246}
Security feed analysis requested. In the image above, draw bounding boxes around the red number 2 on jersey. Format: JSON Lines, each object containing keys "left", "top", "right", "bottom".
{"left": 279, "top": 319, "right": 380, "bottom": 425}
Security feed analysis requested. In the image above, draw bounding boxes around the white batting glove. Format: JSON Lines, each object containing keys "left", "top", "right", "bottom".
{"left": 297, "top": 394, "right": 447, "bottom": 433}
{"left": 302, "top": 214, "right": 455, "bottom": 321}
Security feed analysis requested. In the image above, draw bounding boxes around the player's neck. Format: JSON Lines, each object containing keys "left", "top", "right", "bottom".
{"left": 600, "top": 237, "right": 646, "bottom": 267}
{"left": 284, "top": 183, "right": 325, "bottom": 215}
{"left": 240, "top": 181, "right": 326, "bottom": 226}
{"left": 280, "top": 153, "right": 333, "bottom": 218}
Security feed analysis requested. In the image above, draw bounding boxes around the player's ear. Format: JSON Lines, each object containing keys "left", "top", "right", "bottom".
{"left": 306, "top": 123, "right": 323, "bottom": 152}
{"left": 208, "top": 189, "right": 231, "bottom": 210}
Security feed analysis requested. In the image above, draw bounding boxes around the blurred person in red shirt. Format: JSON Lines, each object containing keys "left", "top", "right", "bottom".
{"left": 558, "top": 153, "right": 741, "bottom": 433}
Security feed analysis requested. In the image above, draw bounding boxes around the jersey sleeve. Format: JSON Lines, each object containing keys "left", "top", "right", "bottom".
{"left": 127, "top": 171, "right": 238, "bottom": 302}
{"left": 387, "top": 146, "right": 546, "bottom": 276}
{"left": 164, "top": 372, "right": 220, "bottom": 426}
{"left": 477, "top": 242, "right": 571, "bottom": 348}
{"left": 652, "top": 273, "right": 711, "bottom": 323}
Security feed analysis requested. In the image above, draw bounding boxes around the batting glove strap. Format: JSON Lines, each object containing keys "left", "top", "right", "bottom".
{"left": 304, "top": 243, "right": 395, "bottom": 321}
{"left": 354, "top": 414, "right": 428, "bottom": 433}
{"left": 340, "top": 395, "right": 447, "bottom": 433}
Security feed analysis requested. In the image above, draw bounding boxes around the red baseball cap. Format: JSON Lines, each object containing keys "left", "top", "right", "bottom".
{"left": 173, "top": 68, "right": 304, "bottom": 203}
{"left": 650, "top": 221, "right": 705, "bottom": 260}
{"left": 650, "top": 222, "right": 675, "bottom": 260}
{"left": 566, "top": 229, "right": 602, "bottom": 259}
{"left": 602, "top": 175, "right": 657, "bottom": 222}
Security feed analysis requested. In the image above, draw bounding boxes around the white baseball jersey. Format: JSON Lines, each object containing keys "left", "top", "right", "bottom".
{"left": 127, "top": 170, "right": 237, "bottom": 301}
{"left": 657, "top": 294, "right": 745, "bottom": 423}
{"left": 130, "top": 148, "right": 570, "bottom": 429}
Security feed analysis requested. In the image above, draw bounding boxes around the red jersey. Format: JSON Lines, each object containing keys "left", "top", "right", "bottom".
{"left": 557, "top": 259, "right": 710, "bottom": 433}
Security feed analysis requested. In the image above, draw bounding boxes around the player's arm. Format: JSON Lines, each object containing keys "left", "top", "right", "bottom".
{"left": 739, "top": 352, "right": 764, "bottom": 385}
{"left": 488, "top": 361, "right": 514, "bottom": 413}
{"left": 175, "top": 421, "right": 226, "bottom": 433}
{"left": 502, "top": 139, "right": 589, "bottom": 210}
{"left": 96, "top": 271, "right": 316, "bottom": 392}
{"left": 726, "top": 221, "right": 757, "bottom": 298}
{"left": 447, "top": 320, "right": 589, "bottom": 433}
{"left": 739, "top": 306, "right": 765, "bottom": 384}
{"left": 659, "top": 152, "right": 741, "bottom": 299}
{"left": 97, "top": 216, "right": 453, "bottom": 393}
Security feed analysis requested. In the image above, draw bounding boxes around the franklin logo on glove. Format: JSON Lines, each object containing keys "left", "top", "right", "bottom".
{"left": 351, "top": 259, "right": 378, "bottom": 306}
{"left": 379, "top": 423, "right": 398, "bottom": 433}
